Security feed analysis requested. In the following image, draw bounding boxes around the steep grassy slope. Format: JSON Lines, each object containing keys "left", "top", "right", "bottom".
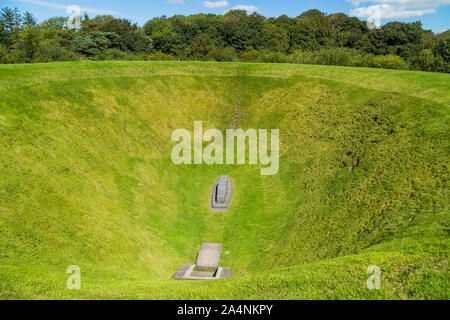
{"left": 0, "top": 61, "right": 448, "bottom": 299}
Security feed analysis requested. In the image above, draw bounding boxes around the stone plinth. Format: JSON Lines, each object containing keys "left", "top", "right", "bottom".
{"left": 210, "top": 175, "right": 233, "bottom": 212}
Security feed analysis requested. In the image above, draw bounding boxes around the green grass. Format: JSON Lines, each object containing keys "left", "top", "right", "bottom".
{"left": 0, "top": 61, "right": 448, "bottom": 299}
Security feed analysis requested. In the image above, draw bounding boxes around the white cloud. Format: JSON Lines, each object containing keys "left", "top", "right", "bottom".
{"left": 348, "top": 0, "right": 450, "bottom": 7}
{"left": 229, "top": 5, "right": 258, "bottom": 13}
{"left": 350, "top": 4, "right": 435, "bottom": 20}
{"left": 347, "top": 0, "right": 450, "bottom": 27}
{"left": 12, "top": 0, "right": 66, "bottom": 10}
{"left": 11, "top": 0, "right": 143, "bottom": 19}
{"left": 203, "top": 1, "right": 229, "bottom": 8}
{"left": 12, "top": 0, "right": 117, "bottom": 16}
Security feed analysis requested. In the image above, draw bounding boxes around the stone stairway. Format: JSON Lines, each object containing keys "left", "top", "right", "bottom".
{"left": 172, "top": 177, "right": 233, "bottom": 280}
{"left": 171, "top": 243, "right": 232, "bottom": 280}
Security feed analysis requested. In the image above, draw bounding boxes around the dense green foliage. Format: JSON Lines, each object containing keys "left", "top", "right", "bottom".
{"left": 0, "top": 7, "right": 449, "bottom": 72}
{"left": 0, "top": 61, "right": 448, "bottom": 299}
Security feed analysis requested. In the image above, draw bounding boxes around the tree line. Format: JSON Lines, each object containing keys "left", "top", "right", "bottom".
{"left": 1, "top": 7, "right": 449, "bottom": 72}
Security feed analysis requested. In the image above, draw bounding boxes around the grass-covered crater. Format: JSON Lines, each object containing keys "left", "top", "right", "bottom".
{"left": 0, "top": 61, "right": 448, "bottom": 299}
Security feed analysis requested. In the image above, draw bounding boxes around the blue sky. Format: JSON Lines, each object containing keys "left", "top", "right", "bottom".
{"left": 1, "top": 0, "right": 449, "bottom": 33}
